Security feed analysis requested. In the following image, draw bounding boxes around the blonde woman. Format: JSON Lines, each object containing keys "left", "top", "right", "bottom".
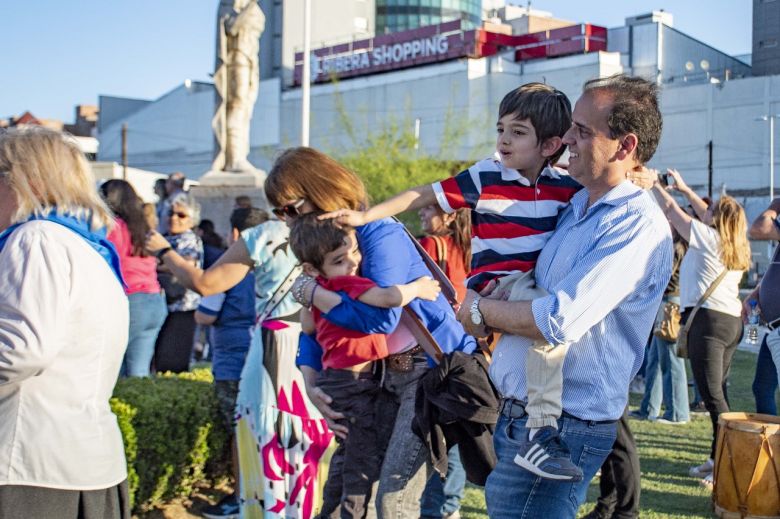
{"left": 651, "top": 169, "right": 751, "bottom": 489}
{"left": 0, "top": 128, "right": 130, "bottom": 518}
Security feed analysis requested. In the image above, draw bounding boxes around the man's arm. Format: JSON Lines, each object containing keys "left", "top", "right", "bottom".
{"left": 749, "top": 198, "right": 780, "bottom": 241}
{"left": 458, "top": 292, "right": 544, "bottom": 340}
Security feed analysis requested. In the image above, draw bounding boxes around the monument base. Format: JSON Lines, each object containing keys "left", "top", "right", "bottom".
{"left": 190, "top": 169, "right": 270, "bottom": 240}
{"left": 197, "top": 168, "right": 266, "bottom": 187}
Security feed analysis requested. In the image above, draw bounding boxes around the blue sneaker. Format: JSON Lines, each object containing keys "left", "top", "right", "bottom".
{"left": 202, "top": 493, "right": 239, "bottom": 519}
{"left": 512, "top": 426, "right": 584, "bottom": 482}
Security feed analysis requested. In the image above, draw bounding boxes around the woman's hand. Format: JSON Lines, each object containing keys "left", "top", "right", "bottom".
{"left": 411, "top": 276, "right": 440, "bottom": 301}
{"left": 299, "top": 366, "right": 348, "bottom": 439}
{"left": 146, "top": 230, "right": 171, "bottom": 254}
{"left": 319, "top": 209, "right": 368, "bottom": 227}
{"left": 665, "top": 169, "right": 689, "bottom": 193}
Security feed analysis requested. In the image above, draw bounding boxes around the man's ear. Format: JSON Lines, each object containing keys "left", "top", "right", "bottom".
{"left": 302, "top": 263, "right": 320, "bottom": 278}
{"left": 616, "top": 133, "right": 639, "bottom": 161}
{"left": 541, "top": 136, "right": 563, "bottom": 159}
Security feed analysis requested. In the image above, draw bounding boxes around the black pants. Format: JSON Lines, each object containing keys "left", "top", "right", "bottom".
{"left": 154, "top": 310, "right": 196, "bottom": 373}
{"left": 591, "top": 410, "right": 640, "bottom": 519}
{"left": 0, "top": 480, "right": 130, "bottom": 519}
{"left": 316, "top": 368, "right": 394, "bottom": 519}
{"left": 684, "top": 307, "right": 743, "bottom": 458}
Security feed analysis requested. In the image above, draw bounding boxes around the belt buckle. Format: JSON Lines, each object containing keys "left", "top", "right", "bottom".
{"left": 387, "top": 353, "right": 414, "bottom": 373}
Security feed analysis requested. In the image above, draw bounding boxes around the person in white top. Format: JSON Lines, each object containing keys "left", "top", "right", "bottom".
{"left": 651, "top": 168, "right": 751, "bottom": 490}
{"left": 0, "top": 127, "right": 130, "bottom": 519}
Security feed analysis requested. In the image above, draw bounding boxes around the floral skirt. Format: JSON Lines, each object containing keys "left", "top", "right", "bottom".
{"left": 236, "top": 320, "right": 335, "bottom": 519}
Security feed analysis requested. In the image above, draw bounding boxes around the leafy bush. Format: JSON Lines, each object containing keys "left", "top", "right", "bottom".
{"left": 110, "top": 369, "right": 229, "bottom": 511}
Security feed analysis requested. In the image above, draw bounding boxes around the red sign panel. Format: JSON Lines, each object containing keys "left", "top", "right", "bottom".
{"left": 293, "top": 22, "right": 607, "bottom": 85}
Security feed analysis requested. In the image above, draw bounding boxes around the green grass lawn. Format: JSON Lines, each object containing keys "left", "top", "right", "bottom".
{"left": 459, "top": 349, "right": 774, "bottom": 518}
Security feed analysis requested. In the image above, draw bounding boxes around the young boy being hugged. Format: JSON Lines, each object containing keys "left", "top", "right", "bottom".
{"left": 289, "top": 214, "right": 441, "bottom": 516}
{"left": 323, "top": 83, "right": 585, "bottom": 481}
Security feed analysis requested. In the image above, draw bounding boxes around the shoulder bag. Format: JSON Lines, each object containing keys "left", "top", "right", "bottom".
{"left": 676, "top": 269, "right": 728, "bottom": 358}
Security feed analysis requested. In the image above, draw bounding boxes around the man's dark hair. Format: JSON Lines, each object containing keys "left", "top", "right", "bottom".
{"left": 582, "top": 74, "right": 662, "bottom": 164}
{"left": 230, "top": 207, "right": 269, "bottom": 232}
{"left": 498, "top": 82, "right": 572, "bottom": 164}
{"left": 235, "top": 195, "right": 252, "bottom": 209}
{"left": 289, "top": 212, "right": 353, "bottom": 270}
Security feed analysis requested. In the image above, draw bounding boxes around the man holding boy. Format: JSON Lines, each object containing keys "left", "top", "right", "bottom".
{"left": 457, "top": 75, "right": 673, "bottom": 518}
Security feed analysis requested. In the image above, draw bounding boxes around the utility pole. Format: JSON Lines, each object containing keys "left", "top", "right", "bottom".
{"left": 707, "top": 140, "right": 713, "bottom": 199}
{"left": 121, "top": 123, "right": 128, "bottom": 180}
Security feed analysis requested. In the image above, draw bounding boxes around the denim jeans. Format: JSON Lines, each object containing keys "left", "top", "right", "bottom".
{"left": 120, "top": 292, "right": 167, "bottom": 377}
{"left": 376, "top": 360, "right": 432, "bottom": 519}
{"left": 485, "top": 414, "right": 617, "bottom": 519}
{"left": 638, "top": 336, "right": 689, "bottom": 421}
{"left": 753, "top": 332, "right": 780, "bottom": 415}
{"left": 420, "top": 446, "right": 466, "bottom": 518}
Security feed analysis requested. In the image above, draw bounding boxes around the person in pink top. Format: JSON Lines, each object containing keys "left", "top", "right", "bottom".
{"left": 101, "top": 179, "right": 167, "bottom": 377}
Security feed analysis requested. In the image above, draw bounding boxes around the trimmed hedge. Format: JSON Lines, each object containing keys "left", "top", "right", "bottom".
{"left": 110, "top": 369, "right": 229, "bottom": 511}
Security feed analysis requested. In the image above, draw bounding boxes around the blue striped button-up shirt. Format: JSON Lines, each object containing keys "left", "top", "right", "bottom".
{"left": 489, "top": 181, "right": 673, "bottom": 421}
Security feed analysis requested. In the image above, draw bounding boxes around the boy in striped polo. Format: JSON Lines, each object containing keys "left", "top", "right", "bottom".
{"left": 323, "top": 83, "right": 586, "bottom": 481}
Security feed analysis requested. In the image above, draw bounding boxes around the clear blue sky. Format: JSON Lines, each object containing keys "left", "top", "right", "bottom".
{"left": 1, "top": 1, "right": 752, "bottom": 123}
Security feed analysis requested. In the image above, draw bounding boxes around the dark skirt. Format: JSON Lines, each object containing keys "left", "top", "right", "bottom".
{"left": 0, "top": 479, "right": 130, "bottom": 519}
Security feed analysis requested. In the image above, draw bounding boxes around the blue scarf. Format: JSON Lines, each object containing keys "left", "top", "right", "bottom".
{"left": 0, "top": 212, "right": 126, "bottom": 287}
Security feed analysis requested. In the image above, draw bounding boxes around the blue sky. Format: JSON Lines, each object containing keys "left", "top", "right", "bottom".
{"left": 1, "top": 1, "right": 752, "bottom": 122}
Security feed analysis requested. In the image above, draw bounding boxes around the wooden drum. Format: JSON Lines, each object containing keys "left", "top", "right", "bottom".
{"left": 713, "top": 412, "right": 780, "bottom": 518}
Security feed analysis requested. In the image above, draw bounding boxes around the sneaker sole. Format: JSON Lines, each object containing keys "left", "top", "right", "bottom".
{"left": 513, "top": 453, "right": 583, "bottom": 482}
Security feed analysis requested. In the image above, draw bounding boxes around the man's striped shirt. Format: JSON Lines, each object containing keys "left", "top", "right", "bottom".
{"left": 432, "top": 158, "right": 581, "bottom": 289}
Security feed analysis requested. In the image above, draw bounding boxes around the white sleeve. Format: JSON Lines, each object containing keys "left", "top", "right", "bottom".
{"left": 689, "top": 219, "right": 720, "bottom": 254}
{"left": 0, "top": 228, "right": 73, "bottom": 385}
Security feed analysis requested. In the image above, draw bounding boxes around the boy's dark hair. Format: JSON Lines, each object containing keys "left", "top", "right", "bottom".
{"left": 289, "top": 212, "right": 353, "bottom": 270}
{"left": 582, "top": 74, "right": 662, "bottom": 164}
{"left": 498, "top": 82, "right": 572, "bottom": 164}
{"left": 230, "top": 207, "right": 269, "bottom": 232}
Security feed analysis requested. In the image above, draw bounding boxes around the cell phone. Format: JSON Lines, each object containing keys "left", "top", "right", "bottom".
{"left": 657, "top": 173, "right": 669, "bottom": 186}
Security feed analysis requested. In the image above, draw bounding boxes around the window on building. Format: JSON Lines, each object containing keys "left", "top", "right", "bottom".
{"left": 761, "top": 39, "right": 779, "bottom": 48}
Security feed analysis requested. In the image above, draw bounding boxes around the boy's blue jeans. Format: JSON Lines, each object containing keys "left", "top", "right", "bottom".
{"left": 485, "top": 413, "right": 617, "bottom": 519}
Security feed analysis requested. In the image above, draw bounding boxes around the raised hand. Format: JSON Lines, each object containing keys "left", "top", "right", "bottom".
{"left": 145, "top": 230, "right": 171, "bottom": 254}
{"left": 318, "top": 209, "right": 368, "bottom": 227}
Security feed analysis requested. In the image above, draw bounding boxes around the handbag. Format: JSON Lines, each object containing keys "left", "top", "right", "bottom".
{"left": 676, "top": 270, "right": 728, "bottom": 358}
{"left": 653, "top": 301, "right": 681, "bottom": 342}
{"left": 158, "top": 271, "right": 188, "bottom": 305}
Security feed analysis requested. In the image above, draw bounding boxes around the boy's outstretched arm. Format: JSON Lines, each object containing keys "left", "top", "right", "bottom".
{"left": 358, "top": 276, "right": 440, "bottom": 308}
{"left": 321, "top": 184, "right": 437, "bottom": 226}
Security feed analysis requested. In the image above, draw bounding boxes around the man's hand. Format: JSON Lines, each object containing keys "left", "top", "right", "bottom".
{"left": 457, "top": 289, "right": 490, "bottom": 338}
{"left": 299, "top": 366, "right": 348, "bottom": 439}
{"left": 318, "top": 209, "right": 368, "bottom": 227}
{"left": 742, "top": 287, "right": 760, "bottom": 325}
{"left": 146, "top": 230, "right": 171, "bottom": 254}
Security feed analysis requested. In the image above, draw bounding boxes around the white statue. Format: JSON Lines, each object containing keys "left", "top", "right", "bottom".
{"left": 212, "top": 0, "right": 266, "bottom": 173}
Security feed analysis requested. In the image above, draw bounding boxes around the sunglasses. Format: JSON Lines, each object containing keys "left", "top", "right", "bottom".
{"left": 272, "top": 199, "right": 306, "bottom": 219}
{"left": 168, "top": 211, "right": 190, "bottom": 219}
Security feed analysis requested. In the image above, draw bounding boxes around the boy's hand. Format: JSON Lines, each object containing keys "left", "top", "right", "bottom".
{"left": 412, "top": 276, "right": 441, "bottom": 301}
{"left": 626, "top": 166, "right": 655, "bottom": 190}
{"left": 319, "top": 209, "right": 368, "bottom": 227}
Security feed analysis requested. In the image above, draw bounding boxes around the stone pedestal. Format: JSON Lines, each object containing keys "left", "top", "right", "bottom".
{"left": 190, "top": 169, "right": 270, "bottom": 241}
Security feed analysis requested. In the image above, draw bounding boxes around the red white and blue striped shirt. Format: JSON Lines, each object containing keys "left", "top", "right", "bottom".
{"left": 432, "top": 158, "right": 581, "bottom": 290}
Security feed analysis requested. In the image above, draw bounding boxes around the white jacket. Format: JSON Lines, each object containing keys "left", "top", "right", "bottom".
{"left": 0, "top": 221, "right": 129, "bottom": 489}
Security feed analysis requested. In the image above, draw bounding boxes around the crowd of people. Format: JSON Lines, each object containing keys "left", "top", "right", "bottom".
{"left": 1, "top": 71, "right": 778, "bottom": 519}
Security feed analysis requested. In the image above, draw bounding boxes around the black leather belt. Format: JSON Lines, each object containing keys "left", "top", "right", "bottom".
{"left": 499, "top": 398, "right": 618, "bottom": 425}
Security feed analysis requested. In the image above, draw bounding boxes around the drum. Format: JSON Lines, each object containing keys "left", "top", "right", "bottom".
{"left": 713, "top": 412, "right": 780, "bottom": 518}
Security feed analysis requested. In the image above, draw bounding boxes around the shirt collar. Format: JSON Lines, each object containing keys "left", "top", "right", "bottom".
{"left": 570, "top": 180, "right": 642, "bottom": 219}
{"left": 493, "top": 154, "right": 562, "bottom": 184}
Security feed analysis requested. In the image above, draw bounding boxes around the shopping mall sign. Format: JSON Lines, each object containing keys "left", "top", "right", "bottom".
{"left": 293, "top": 20, "right": 470, "bottom": 85}
{"left": 293, "top": 21, "right": 607, "bottom": 85}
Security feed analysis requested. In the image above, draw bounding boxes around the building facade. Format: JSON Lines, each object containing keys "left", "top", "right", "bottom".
{"left": 753, "top": 0, "right": 780, "bottom": 76}
{"left": 376, "top": 0, "right": 482, "bottom": 34}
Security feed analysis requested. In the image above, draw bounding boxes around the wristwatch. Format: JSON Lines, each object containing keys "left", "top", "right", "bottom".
{"left": 470, "top": 295, "right": 484, "bottom": 326}
{"left": 156, "top": 246, "right": 173, "bottom": 260}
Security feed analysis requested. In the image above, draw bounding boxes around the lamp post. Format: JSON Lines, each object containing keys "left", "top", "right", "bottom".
{"left": 756, "top": 114, "right": 779, "bottom": 259}
{"left": 301, "top": 0, "right": 311, "bottom": 147}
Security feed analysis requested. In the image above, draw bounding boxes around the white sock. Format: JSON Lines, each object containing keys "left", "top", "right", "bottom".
{"left": 528, "top": 427, "right": 541, "bottom": 441}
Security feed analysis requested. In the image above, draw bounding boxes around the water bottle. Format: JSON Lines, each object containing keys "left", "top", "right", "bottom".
{"left": 747, "top": 300, "right": 760, "bottom": 345}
